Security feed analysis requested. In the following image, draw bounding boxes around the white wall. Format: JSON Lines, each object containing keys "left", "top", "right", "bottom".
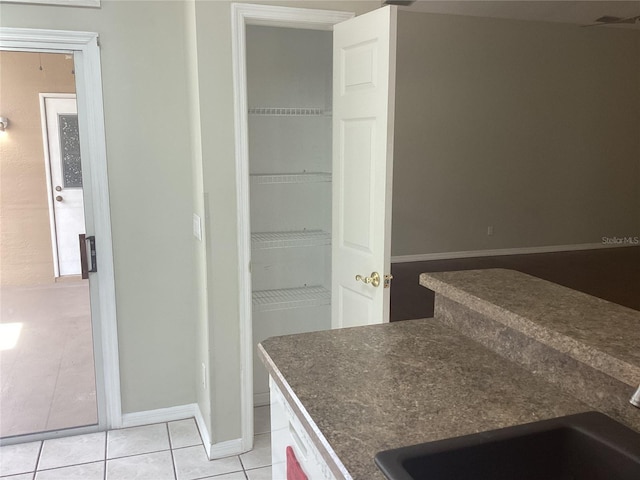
{"left": 0, "top": 0, "right": 198, "bottom": 414}
{"left": 392, "top": 11, "right": 640, "bottom": 256}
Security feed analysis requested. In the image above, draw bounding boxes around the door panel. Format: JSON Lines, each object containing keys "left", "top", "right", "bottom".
{"left": 42, "top": 95, "right": 86, "bottom": 276}
{"left": 332, "top": 6, "right": 397, "bottom": 329}
{"left": 341, "top": 119, "right": 374, "bottom": 252}
{"left": 338, "top": 284, "right": 373, "bottom": 328}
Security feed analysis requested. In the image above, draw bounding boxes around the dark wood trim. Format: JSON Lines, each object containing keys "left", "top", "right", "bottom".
{"left": 390, "top": 246, "right": 640, "bottom": 321}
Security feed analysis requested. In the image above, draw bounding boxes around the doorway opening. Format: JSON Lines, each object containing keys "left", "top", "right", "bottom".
{"left": 0, "top": 51, "right": 97, "bottom": 439}
{"left": 231, "top": 2, "right": 354, "bottom": 452}
{"left": 0, "top": 27, "right": 120, "bottom": 446}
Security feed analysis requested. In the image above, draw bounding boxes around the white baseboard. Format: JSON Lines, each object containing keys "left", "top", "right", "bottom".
{"left": 119, "top": 403, "right": 249, "bottom": 459}
{"left": 193, "top": 404, "right": 249, "bottom": 459}
{"left": 120, "top": 403, "right": 199, "bottom": 428}
{"left": 193, "top": 404, "right": 212, "bottom": 458}
{"left": 121, "top": 403, "right": 220, "bottom": 459}
{"left": 391, "top": 242, "right": 626, "bottom": 264}
{"left": 209, "top": 437, "right": 245, "bottom": 459}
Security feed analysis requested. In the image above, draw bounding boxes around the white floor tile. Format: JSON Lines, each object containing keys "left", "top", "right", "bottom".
{"left": 172, "top": 445, "right": 243, "bottom": 480}
{"left": 253, "top": 406, "right": 270, "bottom": 435}
{"left": 37, "top": 432, "right": 105, "bottom": 471}
{"left": 107, "top": 423, "right": 170, "bottom": 459}
{"left": 106, "top": 451, "right": 174, "bottom": 480}
{"left": 35, "top": 461, "right": 104, "bottom": 480}
{"left": 201, "top": 473, "right": 247, "bottom": 480}
{"left": 239, "top": 434, "right": 271, "bottom": 471}
{"left": 168, "top": 419, "right": 202, "bottom": 449}
{"left": 246, "top": 465, "right": 272, "bottom": 480}
{"left": 0, "top": 474, "right": 34, "bottom": 480}
{"left": 0, "top": 440, "right": 41, "bottom": 476}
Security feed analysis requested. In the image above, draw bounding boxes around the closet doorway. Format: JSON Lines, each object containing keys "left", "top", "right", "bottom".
{"left": 233, "top": 8, "right": 353, "bottom": 449}
{"left": 233, "top": 3, "right": 397, "bottom": 450}
{"left": 246, "top": 25, "right": 334, "bottom": 407}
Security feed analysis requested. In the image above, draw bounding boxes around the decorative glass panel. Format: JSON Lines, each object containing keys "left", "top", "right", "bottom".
{"left": 58, "top": 114, "right": 83, "bottom": 188}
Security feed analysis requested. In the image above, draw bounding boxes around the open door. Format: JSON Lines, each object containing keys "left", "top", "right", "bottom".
{"left": 41, "top": 94, "right": 87, "bottom": 277}
{"left": 332, "top": 6, "right": 397, "bottom": 329}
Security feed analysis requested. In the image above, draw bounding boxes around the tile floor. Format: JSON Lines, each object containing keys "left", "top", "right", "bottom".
{"left": 0, "top": 282, "right": 97, "bottom": 437}
{"left": 0, "top": 407, "right": 273, "bottom": 480}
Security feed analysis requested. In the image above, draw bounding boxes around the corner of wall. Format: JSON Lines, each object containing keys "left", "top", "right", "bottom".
{"left": 183, "top": 0, "right": 213, "bottom": 441}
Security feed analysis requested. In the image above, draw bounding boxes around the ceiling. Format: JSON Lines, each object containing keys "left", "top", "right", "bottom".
{"left": 393, "top": 1, "right": 640, "bottom": 29}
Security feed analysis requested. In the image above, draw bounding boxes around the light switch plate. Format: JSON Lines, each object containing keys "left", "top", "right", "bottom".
{"left": 193, "top": 214, "right": 202, "bottom": 241}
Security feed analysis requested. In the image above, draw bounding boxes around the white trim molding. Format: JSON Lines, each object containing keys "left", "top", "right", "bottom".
{"left": 231, "top": 3, "right": 354, "bottom": 457}
{"left": 209, "top": 438, "right": 245, "bottom": 460}
{"left": 194, "top": 405, "right": 212, "bottom": 458}
{"left": 391, "top": 242, "right": 631, "bottom": 263}
{"left": 118, "top": 404, "right": 232, "bottom": 462}
{"left": 121, "top": 404, "right": 200, "bottom": 429}
{"left": 121, "top": 403, "right": 212, "bottom": 458}
{"left": 232, "top": 2, "right": 353, "bottom": 30}
{"left": 0, "top": 28, "right": 121, "bottom": 432}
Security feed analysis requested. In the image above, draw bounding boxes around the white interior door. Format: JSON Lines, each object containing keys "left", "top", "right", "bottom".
{"left": 332, "top": 6, "right": 397, "bottom": 329}
{"left": 42, "top": 95, "right": 86, "bottom": 277}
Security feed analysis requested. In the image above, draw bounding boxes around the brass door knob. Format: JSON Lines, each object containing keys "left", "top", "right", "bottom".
{"left": 55, "top": 195, "right": 63, "bottom": 202}
{"left": 355, "top": 271, "right": 380, "bottom": 288}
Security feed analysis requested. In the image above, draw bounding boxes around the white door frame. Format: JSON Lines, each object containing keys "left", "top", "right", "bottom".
{"left": 231, "top": 3, "right": 354, "bottom": 452}
{"left": 0, "top": 28, "right": 122, "bottom": 444}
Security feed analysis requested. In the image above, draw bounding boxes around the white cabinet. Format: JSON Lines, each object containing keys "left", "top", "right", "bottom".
{"left": 270, "top": 376, "right": 337, "bottom": 480}
{"left": 247, "top": 26, "right": 334, "bottom": 405}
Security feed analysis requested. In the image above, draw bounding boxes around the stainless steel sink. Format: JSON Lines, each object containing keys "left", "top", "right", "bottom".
{"left": 375, "top": 412, "right": 640, "bottom": 480}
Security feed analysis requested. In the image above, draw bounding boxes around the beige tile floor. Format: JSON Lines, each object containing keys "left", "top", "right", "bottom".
{"left": 0, "top": 409, "right": 273, "bottom": 480}
{"left": 0, "top": 282, "right": 97, "bottom": 438}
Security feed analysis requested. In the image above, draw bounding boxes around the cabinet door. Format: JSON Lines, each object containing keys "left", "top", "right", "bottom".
{"left": 332, "top": 5, "right": 397, "bottom": 328}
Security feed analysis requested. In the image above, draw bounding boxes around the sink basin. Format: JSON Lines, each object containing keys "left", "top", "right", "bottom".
{"left": 375, "top": 412, "right": 640, "bottom": 480}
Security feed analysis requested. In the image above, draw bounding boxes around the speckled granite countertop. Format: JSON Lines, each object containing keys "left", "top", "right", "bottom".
{"left": 419, "top": 269, "right": 640, "bottom": 387}
{"left": 258, "top": 319, "right": 590, "bottom": 480}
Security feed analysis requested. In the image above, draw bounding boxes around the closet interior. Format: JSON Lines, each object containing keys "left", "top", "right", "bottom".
{"left": 246, "top": 25, "right": 334, "bottom": 405}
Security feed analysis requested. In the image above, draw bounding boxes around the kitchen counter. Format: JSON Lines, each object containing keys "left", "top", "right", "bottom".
{"left": 258, "top": 318, "right": 589, "bottom": 480}
{"left": 419, "top": 268, "right": 640, "bottom": 387}
{"left": 420, "top": 269, "right": 640, "bottom": 430}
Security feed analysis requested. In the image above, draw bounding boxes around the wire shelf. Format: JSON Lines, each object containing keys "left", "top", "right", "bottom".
{"left": 250, "top": 172, "right": 331, "bottom": 185}
{"left": 248, "top": 107, "right": 331, "bottom": 117}
{"left": 252, "top": 230, "right": 331, "bottom": 250}
{"left": 252, "top": 285, "right": 330, "bottom": 312}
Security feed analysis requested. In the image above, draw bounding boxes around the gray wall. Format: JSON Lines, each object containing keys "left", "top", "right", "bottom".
{"left": 189, "top": 0, "right": 378, "bottom": 444}
{"left": 9, "top": 0, "right": 630, "bottom": 448}
{"left": 392, "top": 11, "right": 640, "bottom": 256}
{"left": 0, "top": 0, "right": 380, "bottom": 446}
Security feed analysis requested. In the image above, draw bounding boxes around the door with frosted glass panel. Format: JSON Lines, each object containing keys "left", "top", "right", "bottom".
{"left": 41, "top": 94, "right": 86, "bottom": 276}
